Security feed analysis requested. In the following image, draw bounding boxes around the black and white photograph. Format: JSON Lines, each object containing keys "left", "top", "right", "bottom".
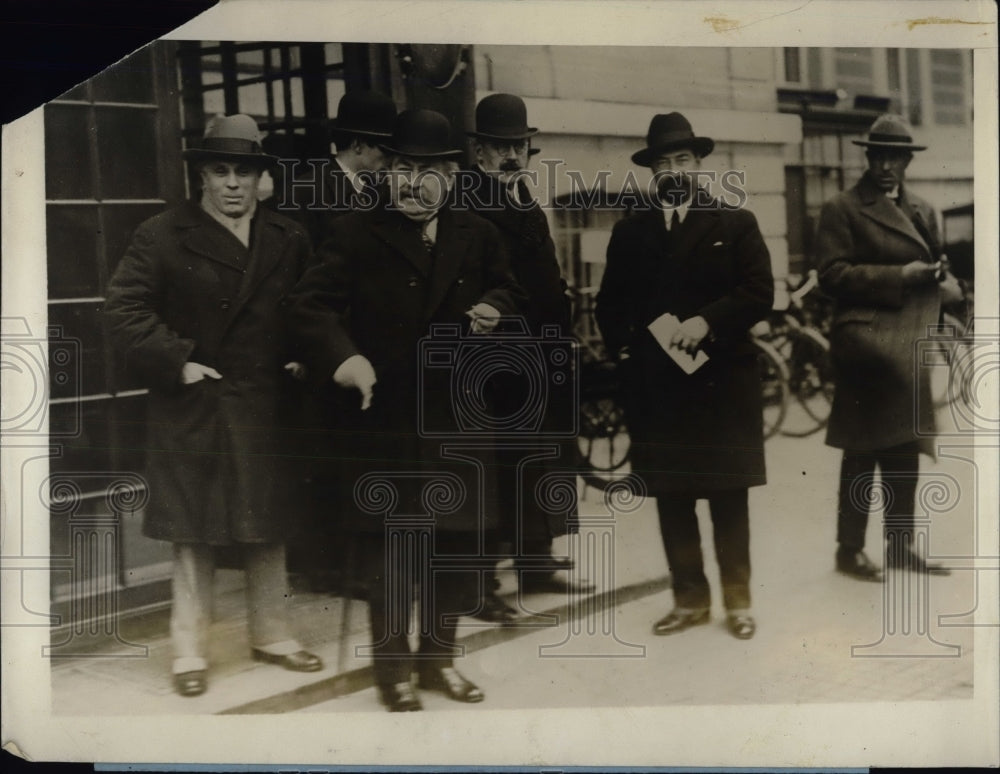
{"left": 2, "top": 0, "right": 997, "bottom": 768}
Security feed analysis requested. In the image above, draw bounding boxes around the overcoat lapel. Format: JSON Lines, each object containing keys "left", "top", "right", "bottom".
{"left": 232, "top": 209, "right": 287, "bottom": 304}
{"left": 369, "top": 209, "right": 434, "bottom": 277}
{"left": 671, "top": 206, "right": 719, "bottom": 260}
{"left": 423, "top": 208, "right": 471, "bottom": 322}
{"left": 177, "top": 204, "right": 247, "bottom": 273}
{"left": 856, "top": 176, "right": 931, "bottom": 256}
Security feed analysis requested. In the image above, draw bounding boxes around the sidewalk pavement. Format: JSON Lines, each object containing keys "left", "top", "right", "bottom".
{"left": 50, "top": 422, "right": 980, "bottom": 715}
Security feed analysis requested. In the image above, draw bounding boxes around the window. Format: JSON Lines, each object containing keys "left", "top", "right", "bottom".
{"left": 44, "top": 41, "right": 185, "bottom": 615}
{"left": 930, "top": 49, "right": 968, "bottom": 125}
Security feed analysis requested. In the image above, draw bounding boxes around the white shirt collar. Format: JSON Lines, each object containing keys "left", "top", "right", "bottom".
{"left": 662, "top": 200, "right": 689, "bottom": 230}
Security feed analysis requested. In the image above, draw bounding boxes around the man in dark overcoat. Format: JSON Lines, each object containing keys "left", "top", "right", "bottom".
{"left": 285, "top": 110, "right": 525, "bottom": 711}
{"left": 462, "top": 93, "right": 594, "bottom": 624}
{"left": 595, "top": 113, "right": 773, "bottom": 640}
{"left": 278, "top": 89, "right": 397, "bottom": 245}
{"left": 816, "top": 114, "right": 958, "bottom": 581}
{"left": 276, "top": 90, "right": 398, "bottom": 593}
{"left": 103, "top": 115, "right": 323, "bottom": 697}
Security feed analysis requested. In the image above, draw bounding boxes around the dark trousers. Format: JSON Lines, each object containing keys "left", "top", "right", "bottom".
{"left": 655, "top": 489, "right": 751, "bottom": 611}
{"left": 362, "top": 531, "right": 479, "bottom": 687}
{"left": 837, "top": 441, "right": 920, "bottom": 551}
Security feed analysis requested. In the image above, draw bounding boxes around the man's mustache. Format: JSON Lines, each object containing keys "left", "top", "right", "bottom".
{"left": 499, "top": 160, "right": 521, "bottom": 172}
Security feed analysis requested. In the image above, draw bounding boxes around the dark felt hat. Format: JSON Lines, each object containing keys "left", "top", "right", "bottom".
{"left": 330, "top": 90, "right": 397, "bottom": 140}
{"left": 631, "top": 112, "right": 714, "bottom": 166}
{"left": 182, "top": 114, "right": 277, "bottom": 166}
{"left": 851, "top": 114, "right": 927, "bottom": 151}
{"left": 467, "top": 93, "right": 538, "bottom": 141}
{"left": 379, "top": 109, "right": 463, "bottom": 159}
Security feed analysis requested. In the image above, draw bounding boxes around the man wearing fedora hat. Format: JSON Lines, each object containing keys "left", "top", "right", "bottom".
{"left": 280, "top": 90, "right": 397, "bottom": 247}
{"left": 104, "top": 114, "right": 324, "bottom": 697}
{"left": 816, "top": 114, "right": 959, "bottom": 582}
{"left": 596, "top": 112, "right": 773, "bottom": 640}
{"left": 462, "top": 93, "right": 594, "bottom": 624}
{"left": 286, "top": 109, "right": 526, "bottom": 711}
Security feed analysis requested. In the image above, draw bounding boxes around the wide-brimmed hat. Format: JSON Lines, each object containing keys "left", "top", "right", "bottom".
{"left": 631, "top": 112, "right": 714, "bottom": 166}
{"left": 851, "top": 114, "right": 927, "bottom": 151}
{"left": 182, "top": 114, "right": 277, "bottom": 166}
{"left": 330, "top": 90, "right": 396, "bottom": 141}
{"left": 380, "top": 109, "right": 463, "bottom": 159}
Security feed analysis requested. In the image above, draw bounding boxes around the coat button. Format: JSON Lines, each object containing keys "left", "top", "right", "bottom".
{"left": 457, "top": 278, "right": 465, "bottom": 286}
{"left": 220, "top": 298, "right": 231, "bottom": 310}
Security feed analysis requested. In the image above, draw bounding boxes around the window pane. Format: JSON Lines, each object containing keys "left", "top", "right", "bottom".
{"left": 110, "top": 395, "right": 148, "bottom": 475}
{"left": 834, "top": 48, "right": 873, "bottom": 94}
{"left": 102, "top": 203, "right": 167, "bottom": 284}
{"left": 906, "top": 49, "right": 923, "bottom": 126}
{"left": 95, "top": 107, "right": 160, "bottom": 199}
{"left": 49, "top": 400, "right": 114, "bottom": 475}
{"left": 47, "top": 205, "right": 100, "bottom": 298}
{"left": 45, "top": 104, "right": 94, "bottom": 200}
{"left": 931, "top": 49, "right": 966, "bottom": 126}
{"left": 784, "top": 48, "right": 801, "bottom": 83}
{"left": 48, "top": 302, "right": 108, "bottom": 398}
{"left": 91, "top": 47, "right": 155, "bottom": 104}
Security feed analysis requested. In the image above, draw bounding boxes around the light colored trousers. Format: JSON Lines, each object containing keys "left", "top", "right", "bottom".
{"left": 170, "top": 542, "right": 301, "bottom": 674}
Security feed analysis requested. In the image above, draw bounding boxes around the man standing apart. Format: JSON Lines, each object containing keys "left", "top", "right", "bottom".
{"left": 596, "top": 113, "right": 773, "bottom": 640}
{"left": 286, "top": 110, "right": 525, "bottom": 711}
{"left": 104, "top": 115, "right": 323, "bottom": 697}
{"left": 817, "top": 114, "right": 956, "bottom": 581}
{"left": 464, "top": 93, "right": 594, "bottom": 624}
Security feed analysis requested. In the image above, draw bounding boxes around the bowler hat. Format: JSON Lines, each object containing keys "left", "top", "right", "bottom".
{"left": 330, "top": 90, "right": 397, "bottom": 141}
{"left": 380, "top": 109, "right": 463, "bottom": 159}
{"left": 631, "top": 112, "right": 714, "bottom": 166}
{"left": 467, "top": 93, "right": 538, "bottom": 141}
{"left": 851, "top": 114, "right": 927, "bottom": 151}
{"left": 182, "top": 114, "right": 277, "bottom": 166}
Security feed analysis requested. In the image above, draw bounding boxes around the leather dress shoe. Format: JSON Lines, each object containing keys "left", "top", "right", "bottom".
{"left": 727, "top": 614, "right": 756, "bottom": 640}
{"left": 887, "top": 547, "right": 952, "bottom": 576}
{"left": 251, "top": 648, "right": 324, "bottom": 672}
{"left": 836, "top": 549, "right": 884, "bottom": 582}
{"left": 173, "top": 670, "right": 207, "bottom": 697}
{"left": 520, "top": 572, "right": 597, "bottom": 595}
{"left": 417, "top": 666, "right": 484, "bottom": 703}
{"left": 379, "top": 680, "right": 422, "bottom": 712}
{"left": 472, "top": 592, "right": 519, "bottom": 625}
{"left": 652, "top": 608, "right": 710, "bottom": 636}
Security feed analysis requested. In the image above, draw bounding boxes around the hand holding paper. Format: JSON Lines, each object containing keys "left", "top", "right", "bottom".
{"left": 647, "top": 313, "right": 710, "bottom": 374}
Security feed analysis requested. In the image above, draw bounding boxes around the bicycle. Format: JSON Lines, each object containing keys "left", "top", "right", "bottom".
{"left": 752, "top": 270, "right": 834, "bottom": 438}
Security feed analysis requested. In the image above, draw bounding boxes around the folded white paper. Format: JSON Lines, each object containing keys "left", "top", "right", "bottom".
{"left": 647, "top": 313, "right": 710, "bottom": 374}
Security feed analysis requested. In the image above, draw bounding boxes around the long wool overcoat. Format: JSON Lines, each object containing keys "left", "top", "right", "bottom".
{"left": 104, "top": 201, "right": 313, "bottom": 544}
{"left": 595, "top": 199, "right": 774, "bottom": 495}
{"left": 463, "top": 168, "right": 578, "bottom": 543}
{"left": 284, "top": 204, "right": 526, "bottom": 534}
{"left": 816, "top": 172, "right": 942, "bottom": 457}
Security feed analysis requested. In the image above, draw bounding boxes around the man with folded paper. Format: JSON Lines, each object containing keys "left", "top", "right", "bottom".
{"left": 595, "top": 112, "right": 773, "bottom": 641}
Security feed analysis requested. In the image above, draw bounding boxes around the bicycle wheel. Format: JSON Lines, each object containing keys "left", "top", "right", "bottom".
{"left": 575, "top": 361, "right": 631, "bottom": 491}
{"left": 780, "top": 326, "right": 834, "bottom": 437}
{"left": 753, "top": 337, "right": 789, "bottom": 440}
{"left": 931, "top": 311, "right": 975, "bottom": 409}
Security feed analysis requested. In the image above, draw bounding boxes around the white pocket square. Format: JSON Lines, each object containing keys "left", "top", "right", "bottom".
{"left": 712, "top": 241, "right": 725, "bottom": 246}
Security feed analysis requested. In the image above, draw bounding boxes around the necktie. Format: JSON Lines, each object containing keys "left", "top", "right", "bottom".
{"left": 421, "top": 218, "right": 436, "bottom": 253}
{"left": 670, "top": 209, "right": 681, "bottom": 232}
